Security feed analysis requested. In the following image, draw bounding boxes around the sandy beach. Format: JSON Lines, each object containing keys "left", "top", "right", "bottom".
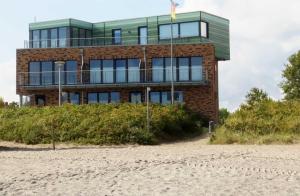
{"left": 0, "top": 138, "right": 300, "bottom": 196}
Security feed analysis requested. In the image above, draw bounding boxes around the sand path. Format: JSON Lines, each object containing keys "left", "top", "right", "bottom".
{"left": 0, "top": 138, "right": 300, "bottom": 196}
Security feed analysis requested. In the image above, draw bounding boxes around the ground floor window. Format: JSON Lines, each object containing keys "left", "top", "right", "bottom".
{"left": 150, "top": 91, "right": 183, "bottom": 104}
{"left": 87, "top": 92, "right": 120, "bottom": 104}
{"left": 130, "top": 92, "right": 142, "bottom": 104}
{"left": 62, "top": 92, "right": 80, "bottom": 105}
{"left": 35, "top": 95, "right": 46, "bottom": 106}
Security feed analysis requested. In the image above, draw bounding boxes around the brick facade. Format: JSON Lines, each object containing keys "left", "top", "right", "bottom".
{"left": 16, "top": 43, "right": 219, "bottom": 121}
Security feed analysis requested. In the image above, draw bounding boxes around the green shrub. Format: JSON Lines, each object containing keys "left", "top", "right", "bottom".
{"left": 0, "top": 104, "right": 202, "bottom": 145}
{"left": 211, "top": 100, "right": 300, "bottom": 144}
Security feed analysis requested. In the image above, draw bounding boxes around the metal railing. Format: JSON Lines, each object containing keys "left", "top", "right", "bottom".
{"left": 24, "top": 35, "right": 209, "bottom": 49}
{"left": 17, "top": 68, "right": 209, "bottom": 87}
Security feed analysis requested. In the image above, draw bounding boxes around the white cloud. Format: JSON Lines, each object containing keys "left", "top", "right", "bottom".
{"left": 179, "top": 0, "right": 300, "bottom": 111}
{"left": 0, "top": 59, "right": 18, "bottom": 103}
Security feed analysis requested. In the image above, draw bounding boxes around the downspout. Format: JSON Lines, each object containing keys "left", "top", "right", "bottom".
{"left": 80, "top": 48, "right": 84, "bottom": 104}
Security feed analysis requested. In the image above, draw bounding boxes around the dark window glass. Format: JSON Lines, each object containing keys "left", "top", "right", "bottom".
{"left": 165, "top": 58, "right": 176, "bottom": 82}
{"left": 29, "top": 62, "right": 40, "bottom": 85}
{"left": 79, "top": 29, "right": 85, "bottom": 46}
{"left": 178, "top": 58, "right": 189, "bottom": 81}
{"left": 130, "top": 92, "right": 142, "bottom": 104}
{"left": 175, "top": 91, "right": 184, "bottom": 103}
{"left": 152, "top": 58, "right": 164, "bottom": 82}
{"left": 41, "top": 30, "right": 48, "bottom": 48}
{"left": 41, "top": 61, "right": 53, "bottom": 85}
{"left": 180, "top": 22, "right": 199, "bottom": 37}
{"left": 128, "top": 59, "right": 140, "bottom": 82}
{"left": 86, "top": 30, "right": 92, "bottom": 46}
{"left": 99, "top": 93, "right": 109, "bottom": 104}
{"left": 50, "top": 29, "right": 58, "bottom": 48}
{"left": 111, "top": 92, "right": 120, "bottom": 103}
{"left": 62, "top": 92, "right": 68, "bottom": 104}
{"left": 55, "top": 62, "right": 65, "bottom": 85}
{"left": 159, "top": 24, "right": 179, "bottom": 39}
{"left": 66, "top": 61, "right": 77, "bottom": 84}
{"left": 201, "top": 22, "right": 208, "bottom": 38}
{"left": 32, "top": 30, "right": 40, "bottom": 48}
{"left": 58, "top": 27, "right": 67, "bottom": 47}
{"left": 191, "top": 57, "right": 203, "bottom": 81}
{"left": 70, "top": 93, "right": 80, "bottom": 105}
{"left": 102, "top": 60, "right": 114, "bottom": 83}
{"left": 162, "top": 92, "right": 171, "bottom": 105}
{"left": 88, "top": 93, "right": 98, "bottom": 104}
{"left": 139, "top": 27, "right": 148, "bottom": 45}
{"left": 150, "top": 92, "right": 160, "bottom": 103}
{"left": 90, "top": 60, "right": 101, "bottom": 83}
{"left": 112, "top": 29, "right": 121, "bottom": 44}
{"left": 116, "top": 60, "right": 126, "bottom": 83}
{"left": 36, "top": 95, "right": 45, "bottom": 106}
{"left": 72, "top": 28, "right": 79, "bottom": 47}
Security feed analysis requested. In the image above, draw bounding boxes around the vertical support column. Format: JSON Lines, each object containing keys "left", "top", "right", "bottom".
{"left": 19, "top": 94, "right": 23, "bottom": 107}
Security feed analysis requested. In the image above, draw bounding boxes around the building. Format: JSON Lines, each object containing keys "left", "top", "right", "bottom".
{"left": 16, "top": 11, "right": 230, "bottom": 122}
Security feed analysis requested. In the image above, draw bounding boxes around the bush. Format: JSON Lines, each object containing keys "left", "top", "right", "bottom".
{"left": 211, "top": 100, "right": 300, "bottom": 144}
{"left": 0, "top": 104, "right": 202, "bottom": 145}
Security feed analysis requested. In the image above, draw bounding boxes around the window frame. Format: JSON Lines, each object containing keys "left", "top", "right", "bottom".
{"left": 130, "top": 91, "right": 143, "bottom": 103}
{"left": 112, "top": 29, "right": 122, "bottom": 45}
{"left": 200, "top": 21, "right": 209, "bottom": 38}
{"left": 138, "top": 26, "right": 148, "bottom": 45}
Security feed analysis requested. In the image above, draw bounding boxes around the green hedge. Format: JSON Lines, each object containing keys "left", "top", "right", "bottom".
{"left": 211, "top": 100, "right": 300, "bottom": 144}
{"left": 0, "top": 104, "right": 202, "bottom": 145}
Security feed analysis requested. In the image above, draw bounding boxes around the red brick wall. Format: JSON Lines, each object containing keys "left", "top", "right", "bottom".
{"left": 16, "top": 44, "right": 219, "bottom": 121}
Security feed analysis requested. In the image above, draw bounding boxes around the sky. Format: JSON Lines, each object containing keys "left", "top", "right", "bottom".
{"left": 0, "top": 0, "right": 299, "bottom": 111}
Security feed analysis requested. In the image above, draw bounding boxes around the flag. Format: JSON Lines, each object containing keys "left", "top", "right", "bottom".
{"left": 171, "top": 0, "right": 179, "bottom": 20}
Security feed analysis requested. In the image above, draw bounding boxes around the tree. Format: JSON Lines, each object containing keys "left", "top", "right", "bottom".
{"left": 0, "top": 97, "right": 4, "bottom": 108}
{"left": 219, "top": 108, "right": 230, "bottom": 124}
{"left": 244, "top": 88, "right": 270, "bottom": 107}
{"left": 280, "top": 50, "right": 300, "bottom": 100}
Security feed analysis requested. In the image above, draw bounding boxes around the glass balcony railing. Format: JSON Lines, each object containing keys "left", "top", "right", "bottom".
{"left": 17, "top": 68, "right": 209, "bottom": 87}
{"left": 24, "top": 36, "right": 210, "bottom": 49}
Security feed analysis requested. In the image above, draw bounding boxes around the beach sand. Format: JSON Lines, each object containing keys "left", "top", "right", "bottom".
{"left": 0, "top": 138, "right": 300, "bottom": 196}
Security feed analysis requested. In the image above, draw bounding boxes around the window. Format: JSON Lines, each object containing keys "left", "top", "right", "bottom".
{"left": 41, "top": 61, "right": 53, "bottom": 85}
{"left": 90, "top": 60, "right": 101, "bottom": 83}
{"left": 180, "top": 22, "right": 199, "bottom": 37}
{"left": 139, "top": 27, "right": 148, "bottom": 45}
{"left": 152, "top": 58, "right": 164, "bottom": 82}
{"left": 66, "top": 61, "right": 77, "bottom": 84}
{"left": 86, "top": 30, "right": 92, "bottom": 46}
{"left": 41, "top": 30, "right": 48, "bottom": 48}
{"left": 50, "top": 29, "right": 58, "bottom": 48}
{"left": 112, "top": 29, "right": 121, "bottom": 45}
{"left": 58, "top": 27, "right": 67, "bottom": 47}
{"left": 116, "top": 60, "right": 126, "bottom": 83}
{"left": 55, "top": 62, "right": 65, "bottom": 85}
{"left": 111, "top": 92, "right": 120, "bottom": 103}
{"left": 88, "top": 93, "right": 98, "bottom": 104}
{"left": 72, "top": 28, "right": 79, "bottom": 47}
{"left": 201, "top": 22, "right": 208, "bottom": 38}
{"left": 159, "top": 24, "right": 179, "bottom": 39}
{"left": 79, "top": 29, "right": 85, "bottom": 46}
{"left": 165, "top": 58, "right": 176, "bottom": 82}
{"left": 35, "top": 95, "right": 45, "bottom": 106}
{"left": 32, "top": 30, "right": 40, "bottom": 48}
{"left": 150, "top": 92, "right": 160, "bottom": 103}
{"left": 178, "top": 58, "right": 189, "bottom": 81}
{"left": 103, "top": 60, "right": 114, "bottom": 83}
{"left": 128, "top": 59, "right": 140, "bottom": 82}
{"left": 29, "top": 62, "right": 40, "bottom": 85}
{"left": 70, "top": 93, "right": 80, "bottom": 105}
{"left": 162, "top": 92, "right": 171, "bottom": 105}
{"left": 174, "top": 91, "right": 184, "bottom": 103}
{"left": 191, "top": 57, "right": 203, "bottom": 81}
{"left": 61, "top": 92, "right": 80, "bottom": 104}
{"left": 130, "top": 92, "right": 142, "bottom": 104}
{"left": 99, "top": 93, "right": 109, "bottom": 103}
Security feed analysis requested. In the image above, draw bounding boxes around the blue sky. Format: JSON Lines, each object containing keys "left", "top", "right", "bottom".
{"left": 0, "top": 0, "right": 299, "bottom": 111}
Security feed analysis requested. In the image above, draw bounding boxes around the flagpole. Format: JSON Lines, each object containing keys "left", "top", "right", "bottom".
{"left": 170, "top": 1, "right": 175, "bottom": 105}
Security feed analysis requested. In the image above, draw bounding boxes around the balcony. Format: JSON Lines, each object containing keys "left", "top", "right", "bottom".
{"left": 17, "top": 68, "right": 209, "bottom": 90}
{"left": 23, "top": 36, "right": 210, "bottom": 49}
